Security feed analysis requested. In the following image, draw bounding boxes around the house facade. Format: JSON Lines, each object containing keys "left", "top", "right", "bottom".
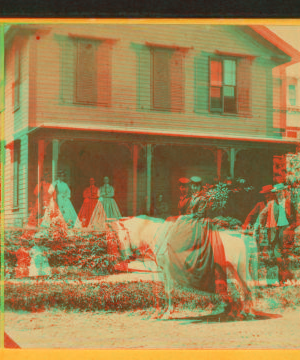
{"left": 3, "top": 23, "right": 300, "bottom": 227}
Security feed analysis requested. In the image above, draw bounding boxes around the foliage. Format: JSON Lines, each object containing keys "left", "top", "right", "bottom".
{"left": 203, "top": 183, "right": 230, "bottom": 210}
{"left": 5, "top": 277, "right": 300, "bottom": 313}
{"left": 4, "top": 228, "right": 120, "bottom": 275}
{"left": 211, "top": 216, "right": 242, "bottom": 230}
{"left": 4, "top": 280, "right": 221, "bottom": 312}
{"left": 202, "top": 178, "right": 254, "bottom": 211}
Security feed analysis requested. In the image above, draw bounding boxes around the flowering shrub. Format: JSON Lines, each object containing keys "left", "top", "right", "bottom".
{"left": 202, "top": 178, "right": 254, "bottom": 213}
{"left": 4, "top": 228, "right": 121, "bottom": 276}
{"left": 211, "top": 216, "right": 242, "bottom": 230}
{"left": 4, "top": 280, "right": 221, "bottom": 312}
{"left": 203, "top": 183, "right": 230, "bottom": 211}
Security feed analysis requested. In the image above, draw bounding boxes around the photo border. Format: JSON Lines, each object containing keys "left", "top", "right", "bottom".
{"left": 1, "top": 17, "right": 300, "bottom": 360}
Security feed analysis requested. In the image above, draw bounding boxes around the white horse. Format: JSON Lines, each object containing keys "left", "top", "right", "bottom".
{"left": 109, "top": 215, "right": 258, "bottom": 319}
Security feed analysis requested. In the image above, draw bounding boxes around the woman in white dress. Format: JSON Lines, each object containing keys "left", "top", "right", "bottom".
{"left": 40, "top": 182, "right": 67, "bottom": 229}
{"left": 99, "top": 176, "right": 122, "bottom": 220}
{"left": 54, "top": 172, "right": 78, "bottom": 228}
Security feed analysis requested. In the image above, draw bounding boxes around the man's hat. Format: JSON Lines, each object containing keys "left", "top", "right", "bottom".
{"left": 178, "top": 177, "right": 190, "bottom": 184}
{"left": 260, "top": 185, "right": 274, "bottom": 194}
{"left": 271, "top": 183, "right": 288, "bottom": 192}
{"left": 190, "top": 176, "right": 202, "bottom": 184}
{"left": 90, "top": 178, "right": 95, "bottom": 181}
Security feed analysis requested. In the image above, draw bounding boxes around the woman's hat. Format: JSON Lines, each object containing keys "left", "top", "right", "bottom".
{"left": 260, "top": 185, "right": 274, "bottom": 194}
{"left": 271, "top": 183, "right": 288, "bottom": 192}
{"left": 178, "top": 177, "right": 190, "bottom": 184}
{"left": 190, "top": 176, "right": 202, "bottom": 184}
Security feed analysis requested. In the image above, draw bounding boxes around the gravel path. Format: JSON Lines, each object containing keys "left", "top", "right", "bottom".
{"left": 5, "top": 308, "right": 300, "bottom": 349}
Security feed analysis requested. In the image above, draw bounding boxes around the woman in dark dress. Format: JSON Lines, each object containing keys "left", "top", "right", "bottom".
{"left": 166, "top": 176, "right": 228, "bottom": 299}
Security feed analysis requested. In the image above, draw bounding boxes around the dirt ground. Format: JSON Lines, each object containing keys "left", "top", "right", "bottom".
{"left": 5, "top": 307, "right": 300, "bottom": 349}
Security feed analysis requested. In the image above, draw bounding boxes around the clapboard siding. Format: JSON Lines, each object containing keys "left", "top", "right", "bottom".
{"left": 30, "top": 24, "right": 285, "bottom": 140}
{"left": 4, "top": 38, "right": 30, "bottom": 227}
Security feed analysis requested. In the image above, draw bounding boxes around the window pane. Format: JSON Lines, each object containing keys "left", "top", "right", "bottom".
{"left": 289, "top": 84, "right": 296, "bottom": 105}
{"left": 223, "top": 86, "right": 235, "bottom": 97}
{"left": 210, "top": 60, "right": 222, "bottom": 86}
{"left": 210, "top": 86, "right": 222, "bottom": 110}
{"left": 224, "top": 87, "right": 236, "bottom": 113}
{"left": 224, "top": 59, "right": 236, "bottom": 86}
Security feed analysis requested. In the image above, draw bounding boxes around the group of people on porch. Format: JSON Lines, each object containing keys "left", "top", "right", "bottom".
{"left": 27, "top": 171, "right": 122, "bottom": 231}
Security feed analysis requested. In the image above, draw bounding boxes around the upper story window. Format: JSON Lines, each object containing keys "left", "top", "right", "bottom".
{"left": 210, "top": 58, "right": 237, "bottom": 114}
{"left": 150, "top": 47, "right": 184, "bottom": 113}
{"left": 75, "top": 39, "right": 97, "bottom": 104}
{"left": 193, "top": 53, "right": 252, "bottom": 117}
{"left": 289, "top": 84, "right": 296, "bottom": 106}
{"left": 13, "top": 46, "right": 20, "bottom": 111}
{"left": 60, "top": 36, "right": 112, "bottom": 107}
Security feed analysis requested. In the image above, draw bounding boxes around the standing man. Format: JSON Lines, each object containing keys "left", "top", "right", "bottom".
{"left": 178, "top": 177, "right": 191, "bottom": 215}
{"left": 265, "top": 183, "right": 296, "bottom": 283}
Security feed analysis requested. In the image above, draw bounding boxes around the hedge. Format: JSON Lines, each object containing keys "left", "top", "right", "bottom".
{"left": 3, "top": 228, "right": 121, "bottom": 276}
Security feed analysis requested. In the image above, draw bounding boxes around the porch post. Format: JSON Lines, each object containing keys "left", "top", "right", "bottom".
{"left": 52, "top": 139, "right": 59, "bottom": 183}
{"left": 37, "top": 140, "right": 45, "bottom": 223}
{"left": 146, "top": 144, "right": 152, "bottom": 214}
{"left": 229, "top": 148, "right": 235, "bottom": 179}
{"left": 217, "top": 149, "right": 223, "bottom": 180}
{"left": 132, "top": 144, "right": 139, "bottom": 216}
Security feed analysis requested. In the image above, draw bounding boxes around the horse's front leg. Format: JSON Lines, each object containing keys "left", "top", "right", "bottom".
{"left": 154, "top": 253, "right": 174, "bottom": 320}
{"left": 160, "top": 266, "right": 174, "bottom": 320}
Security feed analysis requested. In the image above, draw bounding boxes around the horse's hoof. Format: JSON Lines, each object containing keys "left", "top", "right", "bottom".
{"left": 160, "top": 310, "right": 172, "bottom": 320}
{"left": 242, "top": 310, "right": 256, "bottom": 320}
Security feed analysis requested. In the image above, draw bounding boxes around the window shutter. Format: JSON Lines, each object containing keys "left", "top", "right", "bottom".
{"left": 195, "top": 55, "right": 209, "bottom": 113}
{"left": 151, "top": 48, "right": 171, "bottom": 111}
{"left": 96, "top": 41, "right": 111, "bottom": 107}
{"left": 273, "top": 77, "right": 282, "bottom": 129}
{"left": 137, "top": 47, "right": 151, "bottom": 111}
{"left": 76, "top": 39, "right": 97, "bottom": 104}
{"left": 13, "top": 46, "right": 20, "bottom": 110}
{"left": 60, "top": 37, "right": 75, "bottom": 103}
{"left": 170, "top": 51, "right": 184, "bottom": 112}
{"left": 237, "top": 57, "right": 252, "bottom": 117}
{"left": 13, "top": 142, "right": 20, "bottom": 208}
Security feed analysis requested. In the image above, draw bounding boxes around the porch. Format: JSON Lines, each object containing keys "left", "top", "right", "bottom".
{"left": 24, "top": 127, "right": 293, "bottom": 224}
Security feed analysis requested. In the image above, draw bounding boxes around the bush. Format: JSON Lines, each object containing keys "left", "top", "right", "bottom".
{"left": 4, "top": 228, "right": 121, "bottom": 276}
{"left": 4, "top": 280, "right": 221, "bottom": 312}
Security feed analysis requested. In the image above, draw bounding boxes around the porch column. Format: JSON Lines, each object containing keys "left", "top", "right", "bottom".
{"left": 229, "top": 148, "right": 236, "bottom": 179}
{"left": 37, "top": 140, "right": 45, "bottom": 223}
{"left": 52, "top": 139, "right": 59, "bottom": 183}
{"left": 216, "top": 149, "right": 223, "bottom": 180}
{"left": 146, "top": 144, "right": 152, "bottom": 214}
{"left": 132, "top": 144, "right": 139, "bottom": 216}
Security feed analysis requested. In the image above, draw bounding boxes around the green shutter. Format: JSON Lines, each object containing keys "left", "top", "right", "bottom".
{"left": 76, "top": 39, "right": 97, "bottom": 104}
{"left": 96, "top": 41, "right": 111, "bottom": 107}
{"left": 137, "top": 46, "right": 150, "bottom": 111}
{"left": 170, "top": 51, "right": 184, "bottom": 113}
{"left": 58, "top": 36, "right": 75, "bottom": 104}
{"left": 237, "top": 57, "right": 252, "bottom": 117}
{"left": 194, "top": 54, "right": 209, "bottom": 113}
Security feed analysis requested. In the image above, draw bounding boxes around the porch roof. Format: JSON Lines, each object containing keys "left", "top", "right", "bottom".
{"left": 28, "top": 125, "right": 298, "bottom": 152}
